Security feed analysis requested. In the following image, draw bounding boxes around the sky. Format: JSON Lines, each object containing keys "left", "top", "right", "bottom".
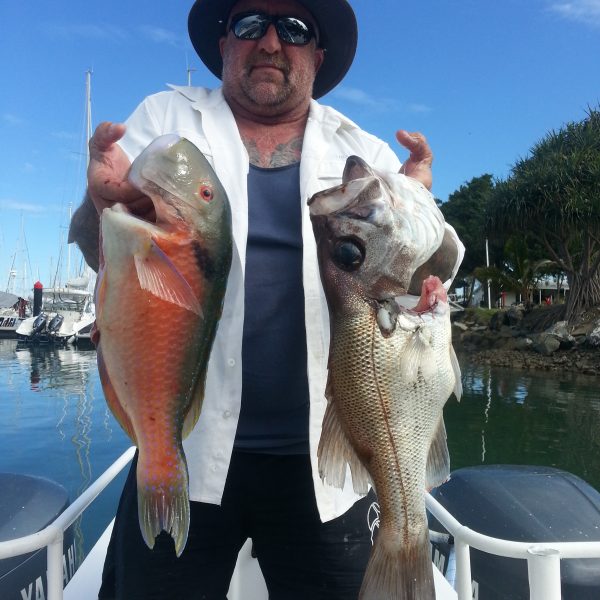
{"left": 1, "top": 0, "right": 599, "bottom": 296}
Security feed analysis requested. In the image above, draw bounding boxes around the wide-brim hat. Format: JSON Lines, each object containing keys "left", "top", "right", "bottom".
{"left": 188, "top": 0, "right": 357, "bottom": 99}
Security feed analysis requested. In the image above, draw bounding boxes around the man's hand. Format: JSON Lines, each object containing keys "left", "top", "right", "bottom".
{"left": 88, "top": 122, "right": 154, "bottom": 220}
{"left": 396, "top": 130, "right": 433, "bottom": 190}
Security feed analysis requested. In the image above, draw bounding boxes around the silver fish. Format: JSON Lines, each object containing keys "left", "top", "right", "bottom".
{"left": 309, "top": 156, "right": 463, "bottom": 599}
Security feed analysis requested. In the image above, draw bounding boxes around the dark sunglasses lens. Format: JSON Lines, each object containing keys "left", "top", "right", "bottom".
{"left": 232, "top": 15, "right": 268, "bottom": 40}
{"left": 276, "top": 17, "right": 312, "bottom": 45}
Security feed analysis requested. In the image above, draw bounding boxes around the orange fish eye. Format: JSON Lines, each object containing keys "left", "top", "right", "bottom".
{"left": 198, "top": 183, "right": 214, "bottom": 202}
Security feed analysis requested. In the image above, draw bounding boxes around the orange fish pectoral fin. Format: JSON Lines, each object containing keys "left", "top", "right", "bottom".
{"left": 134, "top": 239, "right": 203, "bottom": 317}
{"left": 97, "top": 344, "right": 137, "bottom": 445}
{"left": 318, "top": 397, "right": 372, "bottom": 495}
{"left": 425, "top": 416, "right": 450, "bottom": 491}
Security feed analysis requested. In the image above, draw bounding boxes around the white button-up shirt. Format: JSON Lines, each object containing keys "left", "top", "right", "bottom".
{"left": 118, "top": 85, "right": 402, "bottom": 522}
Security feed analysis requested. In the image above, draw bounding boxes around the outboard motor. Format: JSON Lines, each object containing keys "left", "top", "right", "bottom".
{"left": 47, "top": 314, "right": 64, "bottom": 334}
{"left": 429, "top": 465, "right": 600, "bottom": 599}
{"left": 0, "top": 474, "right": 79, "bottom": 599}
{"left": 31, "top": 313, "right": 47, "bottom": 335}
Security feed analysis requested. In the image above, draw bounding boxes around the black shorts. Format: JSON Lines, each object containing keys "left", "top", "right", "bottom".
{"left": 99, "top": 451, "right": 378, "bottom": 600}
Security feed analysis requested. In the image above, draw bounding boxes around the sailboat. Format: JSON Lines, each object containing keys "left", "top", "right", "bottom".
{"left": 16, "top": 71, "right": 96, "bottom": 346}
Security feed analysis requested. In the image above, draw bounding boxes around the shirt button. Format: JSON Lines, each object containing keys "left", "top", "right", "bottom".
{"left": 227, "top": 358, "right": 235, "bottom": 367}
{"left": 223, "top": 410, "right": 231, "bottom": 419}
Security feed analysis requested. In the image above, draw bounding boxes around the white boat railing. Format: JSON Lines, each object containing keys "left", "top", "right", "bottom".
{"left": 0, "top": 446, "right": 136, "bottom": 600}
{"left": 426, "top": 493, "right": 600, "bottom": 600}
{"left": 2, "top": 447, "right": 600, "bottom": 600}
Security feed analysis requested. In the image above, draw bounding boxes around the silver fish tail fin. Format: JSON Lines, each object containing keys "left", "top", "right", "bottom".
{"left": 318, "top": 399, "right": 372, "bottom": 495}
{"left": 136, "top": 447, "right": 190, "bottom": 557}
{"left": 359, "top": 526, "right": 435, "bottom": 600}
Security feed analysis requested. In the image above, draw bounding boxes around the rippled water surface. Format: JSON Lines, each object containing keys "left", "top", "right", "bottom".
{"left": 1, "top": 340, "right": 599, "bottom": 562}
{"left": 448, "top": 353, "right": 600, "bottom": 490}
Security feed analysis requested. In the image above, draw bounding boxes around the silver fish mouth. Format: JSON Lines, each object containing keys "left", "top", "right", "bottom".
{"left": 307, "top": 177, "right": 380, "bottom": 217}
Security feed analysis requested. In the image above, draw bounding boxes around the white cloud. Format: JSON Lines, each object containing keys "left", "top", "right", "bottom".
{"left": 0, "top": 199, "right": 47, "bottom": 214}
{"left": 139, "top": 25, "right": 182, "bottom": 47}
{"left": 51, "top": 130, "right": 78, "bottom": 141}
{"left": 331, "top": 86, "right": 397, "bottom": 111}
{"left": 41, "top": 22, "right": 128, "bottom": 42}
{"left": 3, "top": 113, "right": 25, "bottom": 126}
{"left": 407, "top": 103, "right": 433, "bottom": 114}
{"left": 548, "top": 0, "right": 600, "bottom": 27}
{"left": 21, "top": 163, "right": 35, "bottom": 174}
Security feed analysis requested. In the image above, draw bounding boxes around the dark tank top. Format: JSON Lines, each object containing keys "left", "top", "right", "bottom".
{"left": 234, "top": 163, "right": 310, "bottom": 454}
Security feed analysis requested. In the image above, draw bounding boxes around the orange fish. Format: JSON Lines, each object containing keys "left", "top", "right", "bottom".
{"left": 94, "top": 135, "right": 232, "bottom": 556}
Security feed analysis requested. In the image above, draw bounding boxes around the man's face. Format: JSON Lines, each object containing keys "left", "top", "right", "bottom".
{"left": 219, "top": 0, "right": 324, "bottom": 115}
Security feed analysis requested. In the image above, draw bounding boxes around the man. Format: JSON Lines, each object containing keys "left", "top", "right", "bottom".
{"left": 69, "top": 1, "right": 439, "bottom": 598}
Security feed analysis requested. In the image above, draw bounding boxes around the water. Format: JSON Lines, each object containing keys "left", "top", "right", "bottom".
{"left": 0, "top": 339, "right": 599, "bottom": 564}
{"left": 448, "top": 353, "right": 600, "bottom": 490}
{"left": 0, "top": 339, "right": 130, "bottom": 561}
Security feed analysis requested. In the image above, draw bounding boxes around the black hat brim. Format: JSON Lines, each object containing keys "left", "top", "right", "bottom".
{"left": 188, "top": 0, "right": 357, "bottom": 99}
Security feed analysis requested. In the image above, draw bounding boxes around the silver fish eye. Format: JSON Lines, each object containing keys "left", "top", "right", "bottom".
{"left": 332, "top": 238, "right": 365, "bottom": 272}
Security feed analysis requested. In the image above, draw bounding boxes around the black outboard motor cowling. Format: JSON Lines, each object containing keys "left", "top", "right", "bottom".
{"left": 429, "top": 465, "right": 600, "bottom": 599}
{"left": 47, "top": 314, "right": 64, "bottom": 334}
{"left": 0, "top": 474, "right": 79, "bottom": 599}
{"left": 31, "top": 313, "right": 47, "bottom": 335}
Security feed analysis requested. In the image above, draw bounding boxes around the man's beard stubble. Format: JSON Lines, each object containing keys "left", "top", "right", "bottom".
{"left": 222, "top": 49, "right": 316, "bottom": 112}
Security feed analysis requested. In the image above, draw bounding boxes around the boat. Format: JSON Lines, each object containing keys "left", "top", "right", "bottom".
{"left": 15, "top": 70, "right": 97, "bottom": 348}
{"left": 16, "top": 283, "right": 95, "bottom": 346}
{"left": 0, "top": 292, "right": 28, "bottom": 338}
{"left": 1, "top": 450, "right": 600, "bottom": 600}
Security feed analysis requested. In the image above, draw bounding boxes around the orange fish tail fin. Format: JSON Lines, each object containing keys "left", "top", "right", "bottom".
{"left": 359, "top": 526, "right": 435, "bottom": 600}
{"left": 136, "top": 449, "right": 190, "bottom": 557}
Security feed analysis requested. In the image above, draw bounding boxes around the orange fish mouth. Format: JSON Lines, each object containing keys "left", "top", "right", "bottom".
{"left": 107, "top": 195, "right": 157, "bottom": 224}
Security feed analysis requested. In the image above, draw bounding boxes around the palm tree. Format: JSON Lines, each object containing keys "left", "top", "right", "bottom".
{"left": 488, "top": 108, "right": 600, "bottom": 322}
{"left": 474, "top": 236, "right": 554, "bottom": 307}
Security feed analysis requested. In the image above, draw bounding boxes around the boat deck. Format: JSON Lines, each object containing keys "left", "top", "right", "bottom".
{"left": 63, "top": 520, "right": 458, "bottom": 599}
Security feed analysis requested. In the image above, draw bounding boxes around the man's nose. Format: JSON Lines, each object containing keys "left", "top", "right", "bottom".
{"left": 256, "top": 23, "right": 282, "bottom": 53}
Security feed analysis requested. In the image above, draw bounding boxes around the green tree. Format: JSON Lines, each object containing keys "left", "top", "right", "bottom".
{"left": 488, "top": 108, "right": 600, "bottom": 322}
{"left": 440, "top": 174, "right": 503, "bottom": 303}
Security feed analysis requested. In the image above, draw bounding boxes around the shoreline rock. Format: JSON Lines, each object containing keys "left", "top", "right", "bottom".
{"left": 452, "top": 305, "right": 600, "bottom": 377}
{"left": 463, "top": 347, "right": 599, "bottom": 377}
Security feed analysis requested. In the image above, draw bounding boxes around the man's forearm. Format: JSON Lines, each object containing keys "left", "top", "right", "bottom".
{"left": 68, "top": 192, "right": 100, "bottom": 272}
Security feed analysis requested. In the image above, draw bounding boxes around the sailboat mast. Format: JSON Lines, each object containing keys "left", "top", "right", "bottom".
{"left": 68, "top": 69, "right": 92, "bottom": 286}
{"left": 86, "top": 69, "right": 92, "bottom": 165}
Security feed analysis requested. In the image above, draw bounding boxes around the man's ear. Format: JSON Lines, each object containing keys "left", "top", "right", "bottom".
{"left": 314, "top": 48, "right": 324, "bottom": 73}
{"left": 219, "top": 36, "right": 226, "bottom": 57}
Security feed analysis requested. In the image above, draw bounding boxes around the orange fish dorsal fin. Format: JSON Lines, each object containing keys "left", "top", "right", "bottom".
{"left": 97, "top": 344, "right": 137, "bottom": 444}
{"left": 134, "top": 239, "right": 203, "bottom": 316}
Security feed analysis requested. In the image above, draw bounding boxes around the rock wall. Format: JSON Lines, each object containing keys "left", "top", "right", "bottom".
{"left": 452, "top": 306, "right": 600, "bottom": 376}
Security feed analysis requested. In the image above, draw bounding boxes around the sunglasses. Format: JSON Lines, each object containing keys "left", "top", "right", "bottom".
{"left": 229, "top": 12, "right": 317, "bottom": 46}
